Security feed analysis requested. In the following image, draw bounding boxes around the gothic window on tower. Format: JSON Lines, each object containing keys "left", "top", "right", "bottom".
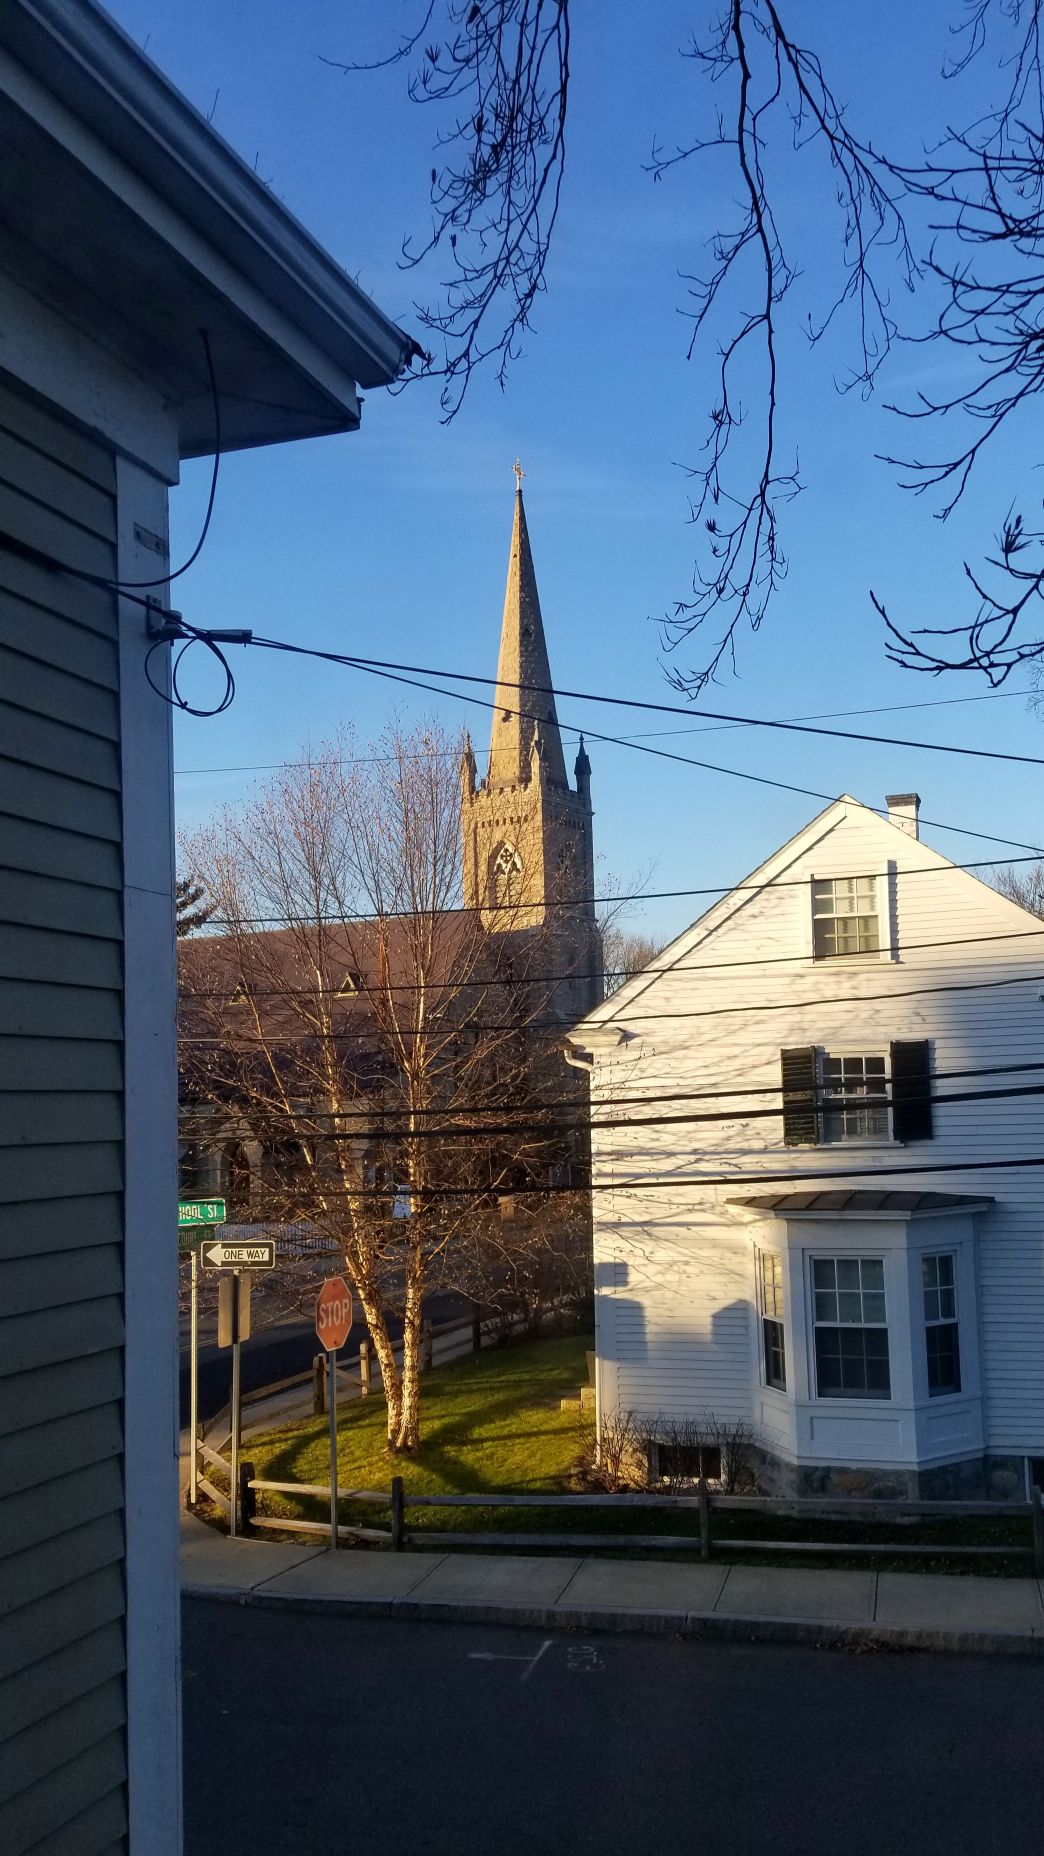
{"left": 492, "top": 842, "right": 523, "bottom": 907}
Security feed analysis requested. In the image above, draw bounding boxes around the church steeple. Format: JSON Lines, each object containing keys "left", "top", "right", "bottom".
{"left": 461, "top": 466, "right": 602, "bottom": 1013}
{"left": 486, "top": 466, "right": 568, "bottom": 789}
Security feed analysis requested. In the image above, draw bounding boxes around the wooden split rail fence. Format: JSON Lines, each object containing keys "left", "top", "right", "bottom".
{"left": 208, "top": 1453, "right": 1044, "bottom": 1569}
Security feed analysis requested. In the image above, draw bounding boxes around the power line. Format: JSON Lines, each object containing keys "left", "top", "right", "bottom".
{"left": 178, "top": 1056, "right": 1044, "bottom": 1123}
{"left": 247, "top": 636, "right": 1044, "bottom": 770}
{"left": 194, "top": 1152, "right": 1044, "bottom": 1201}
{"left": 171, "top": 687, "right": 1025, "bottom": 778}
{"left": 181, "top": 1079, "right": 1044, "bottom": 1145}
{"left": 306, "top": 651, "right": 1044, "bottom": 859}
{"left": 179, "top": 962, "right": 1044, "bottom": 1042}
{"left": 180, "top": 922, "right": 1044, "bottom": 1000}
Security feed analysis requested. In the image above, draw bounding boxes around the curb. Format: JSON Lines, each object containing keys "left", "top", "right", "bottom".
{"left": 181, "top": 1584, "right": 1044, "bottom": 1658}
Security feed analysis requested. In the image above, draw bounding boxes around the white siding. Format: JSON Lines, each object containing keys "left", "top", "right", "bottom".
{"left": 584, "top": 802, "right": 1044, "bottom": 1454}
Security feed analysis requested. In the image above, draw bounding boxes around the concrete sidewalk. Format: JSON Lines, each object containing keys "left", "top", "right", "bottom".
{"left": 181, "top": 1510, "right": 1044, "bottom": 1656}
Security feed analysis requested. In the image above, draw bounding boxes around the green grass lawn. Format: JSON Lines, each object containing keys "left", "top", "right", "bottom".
{"left": 237, "top": 1332, "right": 1036, "bottom": 1570}
{"left": 244, "top": 1332, "right": 595, "bottom": 1537}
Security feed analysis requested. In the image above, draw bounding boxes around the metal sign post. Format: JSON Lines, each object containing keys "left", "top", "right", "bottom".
{"left": 229, "top": 1269, "right": 241, "bottom": 1539}
{"left": 316, "top": 1278, "right": 353, "bottom": 1553}
{"left": 189, "top": 1247, "right": 199, "bottom": 1507}
{"left": 327, "top": 1349, "right": 339, "bottom": 1551}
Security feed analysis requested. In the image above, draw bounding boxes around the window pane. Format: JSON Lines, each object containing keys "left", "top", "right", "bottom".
{"left": 814, "top": 1290, "right": 838, "bottom": 1323}
{"left": 922, "top": 1255, "right": 939, "bottom": 1292}
{"left": 923, "top": 1287, "right": 940, "bottom": 1323}
{"left": 927, "top": 1323, "right": 961, "bottom": 1395}
{"left": 812, "top": 1259, "right": 836, "bottom": 1291}
{"left": 837, "top": 1292, "right": 863, "bottom": 1324}
{"left": 836, "top": 1258, "right": 861, "bottom": 1291}
{"left": 938, "top": 1286, "right": 956, "bottom": 1320}
{"left": 860, "top": 1259, "right": 885, "bottom": 1292}
{"left": 936, "top": 1256, "right": 954, "bottom": 1288}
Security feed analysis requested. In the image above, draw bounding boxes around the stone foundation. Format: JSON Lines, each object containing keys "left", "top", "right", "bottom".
{"left": 750, "top": 1444, "right": 1027, "bottom": 1503}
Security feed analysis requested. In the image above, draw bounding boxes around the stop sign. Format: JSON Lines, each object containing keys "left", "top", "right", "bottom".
{"left": 316, "top": 1277, "right": 353, "bottom": 1352}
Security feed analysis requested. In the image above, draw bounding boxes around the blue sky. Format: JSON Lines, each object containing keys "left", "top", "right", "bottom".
{"left": 109, "top": 1, "right": 1044, "bottom": 944}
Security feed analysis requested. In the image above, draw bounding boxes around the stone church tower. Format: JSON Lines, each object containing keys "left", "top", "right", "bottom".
{"left": 461, "top": 472, "right": 603, "bottom": 1022}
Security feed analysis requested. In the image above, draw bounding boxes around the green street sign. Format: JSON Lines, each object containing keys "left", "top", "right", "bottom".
{"left": 179, "top": 1198, "right": 226, "bottom": 1230}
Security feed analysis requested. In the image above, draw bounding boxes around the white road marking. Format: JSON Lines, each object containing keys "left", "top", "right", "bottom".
{"left": 468, "top": 1638, "right": 554, "bottom": 1683}
{"left": 566, "top": 1644, "right": 604, "bottom": 1672}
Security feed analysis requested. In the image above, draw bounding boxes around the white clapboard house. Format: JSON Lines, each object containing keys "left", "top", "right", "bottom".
{"left": 566, "top": 794, "right": 1044, "bottom": 1498}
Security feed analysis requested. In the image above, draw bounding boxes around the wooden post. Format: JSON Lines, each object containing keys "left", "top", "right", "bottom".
{"left": 421, "top": 1320, "right": 433, "bottom": 1372}
{"left": 390, "top": 1475, "right": 405, "bottom": 1551}
{"left": 239, "top": 1460, "right": 256, "bottom": 1536}
{"left": 471, "top": 1301, "right": 482, "bottom": 1353}
{"left": 359, "top": 1338, "right": 371, "bottom": 1396}
{"left": 698, "top": 1476, "right": 711, "bottom": 1562}
{"left": 1032, "top": 1486, "right": 1043, "bottom": 1577}
{"left": 312, "top": 1352, "right": 325, "bottom": 1416}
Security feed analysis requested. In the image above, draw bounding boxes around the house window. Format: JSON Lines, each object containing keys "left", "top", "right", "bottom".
{"left": 812, "top": 1256, "right": 890, "bottom": 1398}
{"left": 812, "top": 876, "right": 880, "bottom": 958}
{"left": 922, "top": 1253, "right": 961, "bottom": 1395}
{"left": 654, "top": 1442, "right": 722, "bottom": 1484}
{"left": 758, "top": 1250, "right": 786, "bottom": 1390}
{"left": 821, "top": 1053, "right": 889, "bottom": 1142}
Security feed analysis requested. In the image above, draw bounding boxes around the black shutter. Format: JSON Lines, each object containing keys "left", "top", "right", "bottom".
{"left": 781, "top": 1046, "right": 819, "bottom": 1146}
{"left": 890, "top": 1039, "right": 933, "bottom": 1141}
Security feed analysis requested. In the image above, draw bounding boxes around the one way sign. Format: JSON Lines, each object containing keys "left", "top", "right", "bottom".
{"left": 200, "top": 1239, "right": 276, "bottom": 1271}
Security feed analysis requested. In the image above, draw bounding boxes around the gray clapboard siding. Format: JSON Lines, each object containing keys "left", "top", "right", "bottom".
{"left": 0, "top": 1622, "right": 126, "bottom": 1746}
{"left": 2, "top": 1294, "right": 125, "bottom": 1374}
{"left": 0, "top": 380, "right": 128, "bottom": 1849}
{"left": 0, "top": 703, "right": 120, "bottom": 789}
{"left": 0, "top": 552, "right": 116, "bottom": 637}
{"left": 1, "top": 1244, "right": 123, "bottom": 1314}
{"left": 3, "top": 647, "right": 119, "bottom": 738}
{"left": 0, "top": 482, "right": 114, "bottom": 581}
{"left": 0, "top": 1353, "right": 124, "bottom": 1436}
{"left": 0, "top": 1091, "right": 122, "bottom": 1147}
{"left": 0, "top": 429, "right": 118, "bottom": 542}
{"left": 0, "top": 1460, "right": 124, "bottom": 1563}
{"left": 28, "top": 1791, "right": 127, "bottom": 1856}
{"left": 0, "top": 757, "right": 121, "bottom": 840}
{"left": 1, "top": 1515, "right": 125, "bottom": 1617}
{"left": 0, "top": 1406, "right": 124, "bottom": 1504}
{"left": 0, "top": 597, "right": 119, "bottom": 688}
{"left": 0, "top": 1144, "right": 123, "bottom": 1203}
{"left": 0, "top": 1037, "right": 122, "bottom": 1090}
{"left": 0, "top": 378, "right": 116, "bottom": 493}
{"left": 3, "top": 1728, "right": 126, "bottom": 1855}
{"left": 0, "top": 1566, "right": 125, "bottom": 1683}
{"left": 0, "top": 927, "right": 123, "bottom": 992}
{"left": 1, "top": 866, "right": 123, "bottom": 941}
{"left": 0, "top": 980, "right": 123, "bottom": 1040}
{"left": 0, "top": 1678, "right": 126, "bottom": 1817}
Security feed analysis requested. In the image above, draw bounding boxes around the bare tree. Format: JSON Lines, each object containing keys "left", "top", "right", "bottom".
{"left": 179, "top": 721, "right": 581, "bottom": 1451}
{"left": 600, "top": 925, "right": 664, "bottom": 997}
{"left": 176, "top": 875, "right": 215, "bottom": 938}
{"left": 341, "top": 2, "right": 1044, "bottom": 690}
{"left": 992, "top": 861, "right": 1044, "bottom": 917}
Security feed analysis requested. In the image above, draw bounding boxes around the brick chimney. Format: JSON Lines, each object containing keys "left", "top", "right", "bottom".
{"left": 886, "top": 793, "right": 921, "bottom": 840}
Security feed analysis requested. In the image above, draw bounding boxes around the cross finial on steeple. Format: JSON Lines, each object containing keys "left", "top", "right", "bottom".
{"left": 513, "top": 458, "right": 525, "bottom": 492}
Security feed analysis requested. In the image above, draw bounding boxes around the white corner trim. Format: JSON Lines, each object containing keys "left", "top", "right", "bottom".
{"left": 117, "top": 454, "right": 182, "bottom": 1856}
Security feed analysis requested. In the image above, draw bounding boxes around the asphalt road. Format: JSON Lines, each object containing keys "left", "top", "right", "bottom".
{"left": 179, "top": 1293, "right": 467, "bottom": 1424}
{"left": 182, "top": 1601, "right": 1044, "bottom": 1855}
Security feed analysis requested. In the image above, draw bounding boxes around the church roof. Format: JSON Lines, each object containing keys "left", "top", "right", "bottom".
{"left": 487, "top": 482, "right": 568, "bottom": 788}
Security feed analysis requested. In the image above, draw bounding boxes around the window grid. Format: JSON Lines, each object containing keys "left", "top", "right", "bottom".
{"left": 812, "top": 876, "right": 880, "bottom": 959}
{"left": 812, "top": 1256, "right": 891, "bottom": 1399}
{"left": 922, "top": 1253, "right": 961, "bottom": 1396}
{"left": 758, "top": 1251, "right": 786, "bottom": 1391}
{"left": 821, "top": 1052, "right": 889, "bottom": 1142}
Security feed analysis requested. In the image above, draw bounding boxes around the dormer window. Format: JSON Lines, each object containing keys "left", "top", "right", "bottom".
{"left": 812, "top": 876, "right": 880, "bottom": 958}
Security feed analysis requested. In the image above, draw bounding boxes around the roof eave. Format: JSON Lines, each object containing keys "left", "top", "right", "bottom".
{"left": 7, "top": 0, "right": 418, "bottom": 391}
